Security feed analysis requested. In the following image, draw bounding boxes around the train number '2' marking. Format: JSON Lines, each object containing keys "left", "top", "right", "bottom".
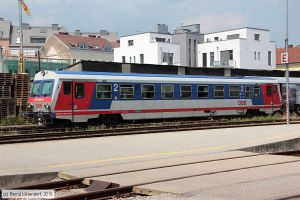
{"left": 113, "top": 84, "right": 119, "bottom": 92}
{"left": 238, "top": 100, "right": 247, "bottom": 105}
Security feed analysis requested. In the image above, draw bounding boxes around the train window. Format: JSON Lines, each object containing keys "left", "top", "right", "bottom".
{"left": 96, "top": 84, "right": 112, "bottom": 99}
{"left": 180, "top": 85, "right": 192, "bottom": 99}
{"left": 120, "top": 84, "right": 134, "bottom": 99}
{"left": 197, "top": 85, "right": 209, "bottom": 98}
{"left": 214, "top": 85, "right": 224, "bottom": 98}
{"left": 40, "top": 81, "right": 53, "bottom": 97}
{"left": 75, "top": 83, "right": 85, "bottom": 98}
{"left": 267, "top": 86, "right": 272, "bottom": 97}
{"left": 161, "top": 85, "right": 174, "bottom": 99}
{"left": 246, "top": 86, "right": 252, "bottom": 98}
{"left": 254, "top": 86, "right": 260, "bottom": 98}
{"left": 141, "top": 84, "right": 155, "bottom": 99}
{"left": 31, "top": 82, "right": 42, "bottom": 97}
{"left": 229, "top": 85, "right": 240, "bottom": 98}
{"left": 63, "top": 82, "right": 71, "bottom": 95}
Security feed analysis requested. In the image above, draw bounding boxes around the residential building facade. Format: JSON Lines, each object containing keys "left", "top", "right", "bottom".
{"left": 198, "top": 27, "right": 276, "bottom": 70}
{"left": 39, "top": 33, "right": 114, "bottom": 63}
{"left": 114, "top": 24, "right": 180, "bottom": 65}
{"left": 0, "top": 18, "right": 12, "bottom": 57}
{"left": 172, "top": 24, "right": 204, "bottom": 67}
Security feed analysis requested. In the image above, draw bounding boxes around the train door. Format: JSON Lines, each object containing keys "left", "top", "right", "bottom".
{"left": 72, "top": 81, "right": 87, "bottom": 122}
{"left": 264, "top": 84, "right": 280, "bottom": 112}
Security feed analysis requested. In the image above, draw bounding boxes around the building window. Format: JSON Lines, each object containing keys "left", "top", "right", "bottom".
{"left": 141, "top": 84, "right": 155, "bottom": 99}
{"left": 229, "top": 50, "right": 233, "bottom": 60}
{"left": 229, "top": 85, "right": 240, "bottom": 97}
{"left": 75, "top": 83, "right": 85, "bottom": 98}
{"left": 254, "top": 51, "right": 257, "bottom": 60}
{"left": 210, "top": 52, "right": 214, "bottom": 66}
{"left": 214, "top": 85, "right": 224, "bottom": 98}
{"left": 140, "top": 54, "right": 144, "bottom": 64}
{"left": 16, "top": 37, "right": 20, "bottom": 44}
{"left": 120, "top": 84, "right": 134, "bottom": 99}
{"left": 214, "top": 37, "right": 219, "bottom": 41}
{"left": 197, "top": 85, "right": 209, "bottom": 98}
{"left": 227, "top": 34, "right": 240, "bottom": 40}
{"left": 72, "top": 59, "right": 77, "bottom": 64}
{"left": 254, "top": 34, "right": 260, "bottom": 41}
{"left": 128, "top": 40, "right": 134, "bottom": 46}
{"left": 162, "top": 52, "right": 173, "bottom": 65}
{"left": 30, "top": 36, "right": 46, "bottom": 44}
{"left": 161, "top": 85, "right": 174, "bottom": 99}
{"left": 155, "top": 37, "right": 166, "bottom": 42}
{"left": 96, "top": 84, "right": 112, "bottom": 99}
{"left": 133, "top": 56, "right": 136, "bottom": 63}
{"left": 268, "top": 51, "right": 272, "bottom": 66}
{"left": 202, "top": 53, "right": 207, "bottom": 67}
{"left": 180, "top": 85, "right": 192, "bottom": 99}
{"left": 254, "top": 86, "right": 260, "bottom": 98}
{"left": 246, "top": 86, "right": 252, "bottom": 98}
{"left": 258, "top": 52, "right": 261, "bottom": 60}
{"left": 188, "top": 39, "right": 191, "bottom": 66}
{"left": 122, "top": 56, "right": 126, "bottom": 63}
{"left": 129, "top": 57, "right": 132, "bottom": 63}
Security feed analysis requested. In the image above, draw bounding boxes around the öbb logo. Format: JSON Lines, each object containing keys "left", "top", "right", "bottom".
{"left": 238, "top": 100, "right": 247, "bottom": 105}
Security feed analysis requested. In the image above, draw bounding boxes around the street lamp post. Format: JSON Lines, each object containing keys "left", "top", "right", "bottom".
{"left": 285, "top": 0, "right": 290, "bottom": 124}
{"left": 18, "top": 0, "right": 24, "bottom": 74}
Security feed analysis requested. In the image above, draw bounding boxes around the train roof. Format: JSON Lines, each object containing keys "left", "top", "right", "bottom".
{"left": 34, "top": 70, "right": 279, "bottom": 84}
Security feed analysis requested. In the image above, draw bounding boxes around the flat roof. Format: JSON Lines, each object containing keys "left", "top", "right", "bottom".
{"left": 205, "top": 27, "right": 269, "bottom": 35}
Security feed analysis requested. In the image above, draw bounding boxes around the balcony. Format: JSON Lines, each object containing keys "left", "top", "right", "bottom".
{"left": 213, "top": 60, "right": 236, "bottom": 68}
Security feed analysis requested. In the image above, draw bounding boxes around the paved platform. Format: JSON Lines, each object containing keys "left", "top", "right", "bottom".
{"left": 0, "top": 124, "right": 300, "bottom": 176}
{"left": 81, "top": 153, "right": 300, "bottom": 195}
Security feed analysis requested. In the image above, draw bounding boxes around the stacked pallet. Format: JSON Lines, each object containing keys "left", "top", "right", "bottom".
{"left": 0, "top": 73, "right": 16, "bottom": 118}
{"left": 15, "top": 74, "right": 30, "bottom": 113}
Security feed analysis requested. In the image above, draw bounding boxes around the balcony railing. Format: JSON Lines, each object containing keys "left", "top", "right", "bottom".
{"left": 213, "top": 60, "right": 236, "bottom": 67}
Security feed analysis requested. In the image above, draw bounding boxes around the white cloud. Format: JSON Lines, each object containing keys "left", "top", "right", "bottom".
{"left": 184, "top": 12, "right": 249, "bottom": 33}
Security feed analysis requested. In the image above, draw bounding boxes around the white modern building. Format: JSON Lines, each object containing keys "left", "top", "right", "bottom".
{"left": 198, "top": 27, "right": 276, "bottom": 70}
{"left": 114, "top": 25, "right": 180, "bottom": 65}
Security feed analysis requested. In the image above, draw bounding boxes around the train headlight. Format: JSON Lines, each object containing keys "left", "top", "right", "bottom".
{"left": 44, "top": 104, "right": 51, "bottom": 112}
{"left": 27, "top": 103, "right": 34, "bottom": 112}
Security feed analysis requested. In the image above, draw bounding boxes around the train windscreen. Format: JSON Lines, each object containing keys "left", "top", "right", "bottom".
{"left": 30, "top": 81, "right": 53, "bottom": 97}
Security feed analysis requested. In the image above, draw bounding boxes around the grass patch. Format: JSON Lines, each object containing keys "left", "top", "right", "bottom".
{"left": 0, "top": 116, "right": 28, "bottom": 126}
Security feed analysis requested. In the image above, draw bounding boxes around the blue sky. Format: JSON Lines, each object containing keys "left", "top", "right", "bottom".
{"left": 1, "top": 0, "right": 299, "bottom": 47}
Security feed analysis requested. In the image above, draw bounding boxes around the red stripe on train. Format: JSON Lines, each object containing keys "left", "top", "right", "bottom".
{"left": 55, "top": 105, "right": 281, "bottom": 116}
{"left": 28, "top": 97, "right": 52, "bottom": 103}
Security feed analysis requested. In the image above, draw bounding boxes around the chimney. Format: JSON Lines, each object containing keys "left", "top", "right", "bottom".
{"left": 155, "top": 24, "right": 168, "bottom": 34}
{"left": 100, "top": 30, "right": 108, "bottom": 35}
{"left": 75, "top": 30, "right": 81, "bottom": 36}
{"left": 22, "top": 23, "right": 30, "bottom": 30}
{"left": 52, "top": 24, "right": 59, "bottom": 31}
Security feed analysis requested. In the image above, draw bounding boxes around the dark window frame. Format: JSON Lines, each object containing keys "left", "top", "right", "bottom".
{"left": 214, "top": 85, "right": 225, "bottom": 98}
{"left": 253, "top": 85, "right": 260, "bottom": 98}
{"left": 229, "top": 85, "right": 240, "bottom": 98}
{"left": 63, "top": 82, "right": 71, "bottom": 95}
{"left": 75, "top": 83, "right": 85, "bottom": 98}
{"left": 245, "top": 86, "right": 252, "bottom": 98}
{"left": 141, "top": 84, "right": 155, "bottom": 100}
{"left": 180, "top": 85, "right": 192, "bottom": 99}
{"left": 197, "top": 85, "right": 209, "bottom": 98}
{"left": 96, "top": 83, "right": 112, "bottom": 99}
{"left": 120, "top": 84, "right": 134, "bottom": 100}
{"left": 161, "top": 84, "right": 174, "bottom": 99}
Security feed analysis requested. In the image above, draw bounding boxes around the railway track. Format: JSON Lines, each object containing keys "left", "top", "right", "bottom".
{"left": 5, "top": 152, "right": 300, "bottom": 199}
{"left": 0, "top": 119, "right": 299, "bottom": 144}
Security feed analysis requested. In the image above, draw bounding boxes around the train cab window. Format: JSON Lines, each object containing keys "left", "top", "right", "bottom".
{"left": 197, "top": 85, "right": 209, "bottom": 98}
{"left": 96, "top": 84, "right": 112, "bottom": 99}
{"left": 180, "top": 85, "right": 192, "bottom": 99}
{"left": 214, "top": 85, "right": 224, "bottom": 98}
{"left": 229, "top": 85, "right": 240, "bottom": 98}
{"left": 267, "top": 86, "right": 272, "bottom": 97}
{"left": 75, "top": 83, "right": 85, "bottom": 98}
{"left": 40, "top": 81, "right": 53, "bottom": 97}
{"left": 245, "top": 86, "right": 252, "bottom": 98}
{"left": 161, "top": 85, "right": 174, "bottom": 99}
{"left": 31, "top": 82, "right": 42, "bottom": 97}
{"left": 253, "top": 86, "right": 260, "bottom": 98}
{"left": 120, "top": 84, "right": 134, "bottom": 99}
{"left": 141, "top": 84, "right": 155, "bottom": 99}
{"left": 63, "top": 82, "right": 71, "bottom": 95}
